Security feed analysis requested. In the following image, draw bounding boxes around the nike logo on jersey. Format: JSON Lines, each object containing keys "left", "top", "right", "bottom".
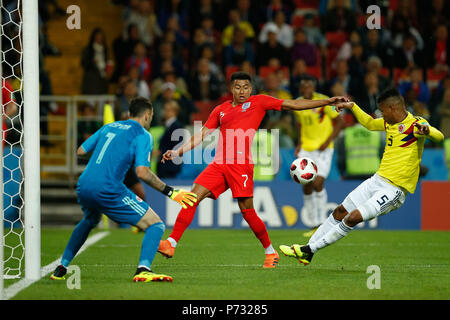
{"left": 219, "top": 112, "right": 225, "bottom": 123}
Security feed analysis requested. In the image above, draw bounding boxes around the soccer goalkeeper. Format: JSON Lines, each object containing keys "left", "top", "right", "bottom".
{"left": 50, "top": 97, "right": 197, "bottom": 282}
{"left": 280, "top": 87, "right": 444, "bottom": 265}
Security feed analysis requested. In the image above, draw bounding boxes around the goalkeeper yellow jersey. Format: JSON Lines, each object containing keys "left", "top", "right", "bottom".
{"left": 351, "top": 103, "right": 444, "bottom": 194}
{"left": 293, "top": 92, "right": 340, "bottom": 151}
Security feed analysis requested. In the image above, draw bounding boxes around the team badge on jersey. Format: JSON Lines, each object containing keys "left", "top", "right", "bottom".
{"left": 398, "top": 124, "right": 405, "bottom": 133}
{"left": 242, "top": 102, "right": 251, "bottom": 112}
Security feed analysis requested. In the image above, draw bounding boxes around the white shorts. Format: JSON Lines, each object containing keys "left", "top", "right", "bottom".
{"left": 342, "top": 174, "right": 407, "bottom": 221}
{"left": 297, "top": 148, "right": 334, "bottom": 179}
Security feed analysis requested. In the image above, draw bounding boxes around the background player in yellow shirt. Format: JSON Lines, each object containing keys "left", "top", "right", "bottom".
{"left": 280, "top": 87, "right": 444, "bottom": 265}
{"left": 293, "top": 78, "right": 345, "bottom": 232}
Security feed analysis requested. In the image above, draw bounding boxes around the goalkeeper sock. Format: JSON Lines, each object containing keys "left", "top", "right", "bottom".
{"left": 241, "top": 208, "right": 272, "bottom": 249}
{"left": 308, "top": 213, "right": 340, "bottom": 245}
{"left": 138, "top": 222, "right": 165, "bottom": 269}
{"left": 169, "top": 202, "right": 199, "bottom": 242}
{"left": 309, "top": 220, "right": 353, "bottom": 253}
{"left": 61, "top": 217, "right": 96, "bottom": 267}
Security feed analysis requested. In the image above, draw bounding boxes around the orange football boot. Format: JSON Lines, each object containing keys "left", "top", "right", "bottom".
{"left": 157, "top": 239, "right": 175, "bottom": 258}
{"left": 263, "top": 251, "right": 279, "bottom": 268}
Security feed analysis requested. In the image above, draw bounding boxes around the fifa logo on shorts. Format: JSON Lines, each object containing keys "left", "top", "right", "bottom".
{"left": 66, "top": 265, "right": 81, "bottom": 290}
{"left": 366, "top": 5, "right": 381, "bottom": 30}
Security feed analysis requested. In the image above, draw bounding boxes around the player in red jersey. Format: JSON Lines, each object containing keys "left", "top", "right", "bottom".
{"left": 158, "top": 72, "right": 347, "bottom": 268}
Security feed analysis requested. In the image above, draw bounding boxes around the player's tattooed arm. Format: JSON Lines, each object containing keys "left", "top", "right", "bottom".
{"left": 135, "top": 166, "right": 166, "bottom": 192}
{"left": 282, "top": 96, "right": 349, "bottom": 111}
{"left": 135, "top": 166, "right": 198, "bottom": 208}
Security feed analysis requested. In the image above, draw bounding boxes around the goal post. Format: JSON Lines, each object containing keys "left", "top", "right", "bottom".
{"left": 23, "top": 0, "right": 41, "bottom": 281}
{"left": 1, "top": 0, "right": 41, "bottom": 298}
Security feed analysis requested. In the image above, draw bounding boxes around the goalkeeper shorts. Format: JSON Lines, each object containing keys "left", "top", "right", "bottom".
{"left": 77, "top": 186, "right": 150, "bottom": 226}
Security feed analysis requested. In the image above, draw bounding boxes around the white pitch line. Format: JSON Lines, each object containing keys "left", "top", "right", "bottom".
{"left": 2, "top": 231, "right": 110, "bottom": 300}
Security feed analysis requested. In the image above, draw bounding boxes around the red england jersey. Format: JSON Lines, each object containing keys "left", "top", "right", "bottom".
{"left": 204, "top": 94, "right": 283, "bottom": 164}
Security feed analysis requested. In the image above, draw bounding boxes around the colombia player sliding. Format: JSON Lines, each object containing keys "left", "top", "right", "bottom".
{"left": 280, "top": 87, "right": 444, "bottom": 265}
{"left": 158, "top": 71, "right": 348, "bottom": 268}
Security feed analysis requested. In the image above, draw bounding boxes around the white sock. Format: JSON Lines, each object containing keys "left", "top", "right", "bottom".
{"left": 138, "top": 265, "right": 151, "bottom": 271}
{"left": 308, "top": 213, "right": 340, "bottom": 245}
{"left": 309, "top": 220, "right": 353, "bottom": 253}
{"left": 315, "top": 188, "right": 328, "bottom": 225}
{"left": 167, "top": 237, "right": 177, "bottom": 248}
{"left": 303, "top": 193, "right": 315, "bottom": 227}
{"left": 264, "top": 244, "right": 276, "bottom": 254}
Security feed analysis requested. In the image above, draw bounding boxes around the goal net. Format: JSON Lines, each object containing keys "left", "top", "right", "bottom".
{"left": 1, "top": 0, "right": 41, "bottom": 297}
{"left": 1, "top": 0, "right": 25, "bottom": 280}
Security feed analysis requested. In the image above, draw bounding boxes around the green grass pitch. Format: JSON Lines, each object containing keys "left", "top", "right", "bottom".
{"left": 4, "top": 228, "right": 450, "bottom": 300}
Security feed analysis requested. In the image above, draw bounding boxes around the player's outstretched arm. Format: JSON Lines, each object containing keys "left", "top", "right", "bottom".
{"left": 135, "top": 166, "right": 197, "bottom": 209}
{"left": 335, "top": 101, "right": 385, "bottom": 131}
{"left": 76, "top": 144, "right": 93, "bottom": 160}
{"left": 76, "top": 146, "right": 87, "bottom": 157}
{"left": 414, "top": 122, "right": 445, "bottom": 143}
{"left": 281, "top": 96, "right": 349, "bottom": 111}
{"left": 161, "top": 126, "right": 213, "bottom": 163}
{"left": 76, "top": 126, "right": 102, "bottom": 158}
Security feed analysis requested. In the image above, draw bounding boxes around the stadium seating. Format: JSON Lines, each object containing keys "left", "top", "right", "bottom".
{"left": 306, "top": 65, "right": 322, "bottom": 80}
{"left": 379, "top": 67, "right": 390, "bottom": 78}
{"left": 393, "top": 68, "right": 408, "bottom": 84}
{"left": 357, "top": 14, "right": 386, "bottom": 28}
{"left": 293, "top": 0, "right": 319, "bottom": 9}
{"left": 225, "top": 65, "right": 240, "bottom": 81}
{"left": 258, "top": 66, "right": 290, "bottom": 80}
{"left": 427, "top": 68, "right": 448, "bottom": 92}
{"left": 45, "top": 0, "right": 123, "bottom": 95}
{"left": 191, "top": 100, "right": 217, "bottom": 123}
{"left": 325, "top": 31, "right": 348, "bottom": 49}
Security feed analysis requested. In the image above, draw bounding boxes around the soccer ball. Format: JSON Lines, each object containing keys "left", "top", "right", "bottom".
{"left": 290, "top": 157, "right": 318, "bottom": 185}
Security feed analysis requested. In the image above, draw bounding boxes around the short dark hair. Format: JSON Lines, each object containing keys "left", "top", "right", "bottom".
{"left": 129, "top": 97, "right": 153, "bottom": 117}
{"left": 300, "top": 75, "right": 317, "bottom": 86}
{"left": 377, "top": 87, "right": 404, "bottom": 105}
{"left": 230, "top": 71, "right": 252, "bottom": 83}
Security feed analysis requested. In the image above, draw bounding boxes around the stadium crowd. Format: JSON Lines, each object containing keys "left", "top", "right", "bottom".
{"left": 79, "top": 0, "right": 450, "bottom": 179}
{"left": 86, "top": 0, "right": 449, "bottom": 134}
{"left": 2, "top": 0, "right": 450, "bottom": 179}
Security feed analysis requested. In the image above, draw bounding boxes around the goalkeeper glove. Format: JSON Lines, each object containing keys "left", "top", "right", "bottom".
{"left": 163, "top": 186, "right": 198, "bottom": 209}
